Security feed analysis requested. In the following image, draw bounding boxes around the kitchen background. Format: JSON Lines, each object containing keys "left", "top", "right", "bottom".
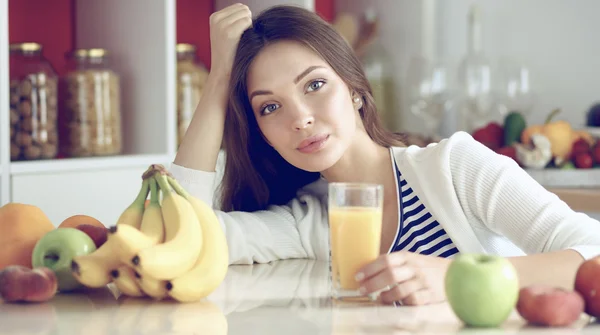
{"left": 1, "top": 0, "right": 598, "bottom": 226}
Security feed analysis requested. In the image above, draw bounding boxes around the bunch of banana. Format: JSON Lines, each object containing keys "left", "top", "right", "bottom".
{"left": 70, "top": 164, "right": 229, "bottom": 303}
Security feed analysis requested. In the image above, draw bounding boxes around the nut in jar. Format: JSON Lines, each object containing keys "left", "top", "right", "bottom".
{"left": 176, "top": 43, "right": 208, "bottom": 146}
{"left": 9, "top": 42, "right": 59, "bottom": 161}
{"left": 60, "top": 48, "right": 122, "bottom": 157}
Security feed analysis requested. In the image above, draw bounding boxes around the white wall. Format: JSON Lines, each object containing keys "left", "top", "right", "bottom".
{"left": 336, "top": 0, "right": 600, "bottom": 133}
{"left": 436, "top": 0, "right": 600, "bottom": 128}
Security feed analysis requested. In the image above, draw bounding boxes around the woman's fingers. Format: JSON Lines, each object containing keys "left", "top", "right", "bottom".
{"left": 356, "top": 252, "right": 408, "bottom": 282}
{"left": 358, "top": 264, "right": 416, "bottom": 295}
{"left": 378, "top": 278, "right": 423, "bottom": 304}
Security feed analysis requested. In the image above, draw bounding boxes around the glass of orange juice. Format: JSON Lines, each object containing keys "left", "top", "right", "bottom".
{"left": 328, "top": 182, "right": 383, "bottom": 301}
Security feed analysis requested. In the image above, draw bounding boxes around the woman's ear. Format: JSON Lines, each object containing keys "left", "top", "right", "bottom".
{"left": 352, "top": 93, "right": 363, "bottom": 110}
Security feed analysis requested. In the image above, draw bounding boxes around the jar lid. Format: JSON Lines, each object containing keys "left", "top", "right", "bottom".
{"left": 176, "top": 43, "right": 197, "bottom": 54}
{"left": 9, "top": 42, "right": 42, "bottom": 52}
{"left": 66, "top": 48, "right": 108, "bottom": 59}
{"left": 88, "top": 48, "right": 108, "bottom": 58}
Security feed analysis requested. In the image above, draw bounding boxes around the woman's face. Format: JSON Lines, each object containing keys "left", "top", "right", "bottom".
{"left": 246, "top": 40, "right": 358, "bottom": 172}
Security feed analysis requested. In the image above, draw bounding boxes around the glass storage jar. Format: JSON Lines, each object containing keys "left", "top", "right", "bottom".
{"left": 9, "top": 42, "right": 59, "bottom": 161}
{"left": 60, "top": 48, "right": 122, "bottom": 157}
{"left": 176, "top": 43, "right": 208, "bottom": 147}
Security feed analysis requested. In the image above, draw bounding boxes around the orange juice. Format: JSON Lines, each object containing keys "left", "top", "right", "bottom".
{"left": 329, "top": 206, "right": 383, "bottom": 290}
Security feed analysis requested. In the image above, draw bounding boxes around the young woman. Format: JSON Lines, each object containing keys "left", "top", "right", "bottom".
{"left": 171, "top": 3, "right": 600, "bottom": 305}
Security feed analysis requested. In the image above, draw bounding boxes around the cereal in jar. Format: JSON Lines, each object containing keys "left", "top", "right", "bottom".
{"left": 176, "top": 43, "right": 208, "bottom": 147}
{"left": 9, "top": 42, "right": 59, "bottom": 161}
{"left": 60, "top": 48, "right": 122, "bottom": 157}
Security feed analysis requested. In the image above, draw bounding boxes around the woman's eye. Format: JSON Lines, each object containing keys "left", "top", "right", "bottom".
{"left": 307, "top": 80, "right": 325, "bottom": 92}
{"left": 261, "top": 103, "right": 280, "bottom": 115}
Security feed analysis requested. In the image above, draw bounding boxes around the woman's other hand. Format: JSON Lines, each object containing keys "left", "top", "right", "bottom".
{"left": 355, "top": 251, "right": 452, "bottom": 305}
{"left": 209, "top": 3, "right": 253, "bottom": 76}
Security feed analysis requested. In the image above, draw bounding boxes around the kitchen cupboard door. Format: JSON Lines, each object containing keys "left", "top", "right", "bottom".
{"left": 11, "top": 167, "right": 151, "bottom": 227}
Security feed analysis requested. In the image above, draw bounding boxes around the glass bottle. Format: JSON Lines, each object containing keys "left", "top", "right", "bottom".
{"left": 456, "top": 4, "right": 505, "bottom": 132}
{"left": 176, "top": 43, "right": 208, "bottom": 147}
{"left": 9, "top": 42, "right": 59, "bottom": 161}
{"left": 60, "top": 48, "right": 123, "bottom": 157}
{"left": 359, "top": 10, "right": 400, "bottom": 133}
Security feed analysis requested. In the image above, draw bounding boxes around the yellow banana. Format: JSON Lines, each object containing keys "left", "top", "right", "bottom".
{"left": 111, "top": 265, "right": 145, "bottom": 298}
{"left": 138, "top": 177, "right": 165, "bottom": 243}
{"left": 108, "top": 223, "right": 160, "bottom": 266}
{"left": 165, "top": 176, "right": 229, "bottom": 303}
{"left": 71, "top": 238, "right": 122, "bottom": 288}
{"left": 131, "top": 172, "right": 203, "bottom": 280}
{"left": 133, "top": 270, "right": 169, "bottom": 300}
{"left": 115, "top": 177, "right": 150, "bottom": 229}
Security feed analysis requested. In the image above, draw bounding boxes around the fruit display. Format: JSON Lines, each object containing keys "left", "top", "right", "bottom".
{"left": 31, "top": 228, "right": 97, "bottom": 292}
{"left": 516, "top": 285, "right": 584, "bottom": 327}
{"left": 445, "top": 254, "right": 600, "bottom": 328}
{"left": 70, "top": 164, "right": 229, "bottom": 303}
{"left": 444, "top": 254, "right": 520, "bottom": 327}
{"left": 0, "top": 265, "right": 58, "bottom": 303}
{"left": 472, "top": 108, "right": 600, "bottom": 170}
{"left": 0, "top": 203, "right": 55, "bottom": 270}
{"left": 574, "top": 255, "right": 600, "bottom": 318}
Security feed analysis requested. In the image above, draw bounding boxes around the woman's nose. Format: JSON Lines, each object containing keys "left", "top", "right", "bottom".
{"left": 290, "top": 105, "right": 315, "bottom": 130}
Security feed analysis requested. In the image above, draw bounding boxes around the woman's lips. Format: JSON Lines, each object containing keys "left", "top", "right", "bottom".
{"left": 297, "top": 134, "right": 329, "bottom": 154}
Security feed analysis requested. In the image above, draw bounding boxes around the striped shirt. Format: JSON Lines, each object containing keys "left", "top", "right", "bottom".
{"left": 389, "top": 164, "right": 460, "bottom": 258}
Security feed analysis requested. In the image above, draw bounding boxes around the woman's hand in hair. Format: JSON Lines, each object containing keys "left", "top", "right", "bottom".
{"left": 209, "top": 3, "right": 253, "bottom": 77}
{"left": 354, "top": 251, "right": 452, "bottom": 305}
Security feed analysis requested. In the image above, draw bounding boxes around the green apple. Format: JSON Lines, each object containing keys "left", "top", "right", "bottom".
{"left": 444, "top": 253, "right": 519, "bottom": 328}
{"left": 32, "top": 228, "right": 97, "bottom": 292}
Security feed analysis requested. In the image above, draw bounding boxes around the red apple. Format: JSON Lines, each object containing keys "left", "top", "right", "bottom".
{"left": 574, "top": 153, "right": 594, "bottom": 169}
{"left": 574, "top": 256, "right": 600, "bottom": 318}
{"left": 571, "top": 138, "right": 591, "bottom": 159}
{"left": 75, "top": 224, "right": 108, "bottom": 249}
{"left": 592, "top": 142, "right": 600, "bottom": 165}
{"left": 517, "top": 285, "right": 584, "bottom": 327}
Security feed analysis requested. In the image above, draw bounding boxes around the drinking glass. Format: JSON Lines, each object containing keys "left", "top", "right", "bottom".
{"left": 328, "top": 183, "right": 384, "bottom": 301}
{"left": 406, "top": 56, "right": 457, "bottom": 138}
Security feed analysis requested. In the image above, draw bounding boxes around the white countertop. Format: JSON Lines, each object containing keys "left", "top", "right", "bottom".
{"left": 1, "top": 259, "right": 598, "bottom": 334}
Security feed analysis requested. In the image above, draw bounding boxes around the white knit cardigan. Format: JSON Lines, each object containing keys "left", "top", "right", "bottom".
{"left": 169, "top": 131, "right": 600, "bottom": 265}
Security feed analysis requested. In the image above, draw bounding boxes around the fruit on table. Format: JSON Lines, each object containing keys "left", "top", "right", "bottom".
{"left": 70, "top": 179, "right": 150, "bottom": 288}
{"left": 472, "top": 122, "right": 504, "bottom": 151}
{"left": 571, "top": 138, "right": 591, "bottom": 159}
{"left": 131, "top": 171, "right": 203, "bottom": 280}
{"left": 444, "top": 254, "right": 519, "bottom": 327}
{"left": 75, "top": 224, "right": 109, "bottom": 249}
{"left": 587, "top": 102, "right": 600, "bottom": 127}
{"left": 516, "top": 285, "right": 584, "bottom": 327}
{"left": 503, "top": 111, "right": 527, "bottom": 146}
{"left": 165, "top": 173, "right": 229, "bottom": 303}
{"left": 514, "top": 134, "right": 552, "bottom": 169}
{"left": 521, "top": 109, "right": 574, "bottom": 160}
{"left": 573, "top": 130, "right": 595, "bottom": 146}
{"left": 574, "top": 152, "right": 594, "bottom": 169}
{"left": 58, "top": 214, "right": 105, "bottom": 229}
{"left": 69, "top": 164, "right": 229, "bottom": 303}
{"left": 31, "top": 228, "right": 97, "bottom": 292}
{"left": 574, "top": 255, "right": 600, "bottom": 318}
{"left": 0, "top": 203, "right": 55, "bottom": 270}
{"left": 592, "top": 141, "right": 600, "bottom": 164}
{"left": 110, "top": 265, "right": 144, "bottom": 297}
{"left": 0, "top": 265, "right": 58, "bottom": 302}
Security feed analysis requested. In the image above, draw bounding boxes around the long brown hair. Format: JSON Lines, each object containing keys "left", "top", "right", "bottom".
{"left": 220, "top": 5, "right": 407, "bottom": 212}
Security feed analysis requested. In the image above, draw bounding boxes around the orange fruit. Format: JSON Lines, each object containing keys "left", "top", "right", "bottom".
{"left": 0, "top": 203, "right": 55, "bottom": 269}
{"left": 58, "top": 214, "right": 105, "bottom": 229}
